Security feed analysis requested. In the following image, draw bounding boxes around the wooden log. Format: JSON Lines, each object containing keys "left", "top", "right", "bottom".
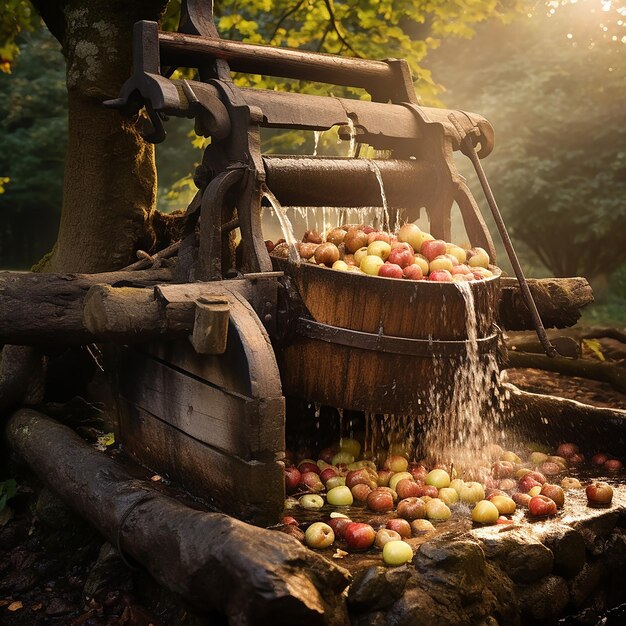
{"left": 189, "top": 297, "right": 230, "bottom": 354}
{"left": 506, "top": 351, "right": 626, "bottom": 394}
{"left": 0, "top": 268, "right": 173, "bottom": 346}
{"left": 502, "top": 383, "right": 626, "bottom": 458}
{"left": 6, "top": 409, "right": 351, "bottom": 625}
{"left": 499, "top": 277, "right": 594, "bottom": 330}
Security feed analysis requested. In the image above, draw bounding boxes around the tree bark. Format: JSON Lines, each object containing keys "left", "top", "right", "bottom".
{"left": 6, "top": 409, "right": 351, "bottom": 626}
{"left": 498, "top": 277, "right": 593, "bottom": 330}
{"left": 33, "top": 0, "right": 170, "bottom": 273}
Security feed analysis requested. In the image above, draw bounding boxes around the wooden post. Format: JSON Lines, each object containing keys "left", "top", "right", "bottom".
{"left": 189, "top": 297, "right": 230, "bottom": 354}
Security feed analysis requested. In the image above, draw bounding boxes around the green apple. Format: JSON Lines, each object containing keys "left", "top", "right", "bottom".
{"left": 471, "top": 500, "right": 499, "bottom": 524}
{"left": 367, "top": 241, "right": 391, "bottom": 260}
{"left": 382, "top": 540, "right": 413, "bottom": 566}
{"left": 360, "top": 255, "right": 385, "bottom": 275}
{"left": 425, "top": 469, "right": 451, "bottom": 489}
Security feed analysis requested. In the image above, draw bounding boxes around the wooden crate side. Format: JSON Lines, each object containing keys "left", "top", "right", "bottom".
{"left": 119, "top": 349, "right": 284, "bottom": 461}
{"left": 119, "top": 401, "right": 285, "bottom": 526}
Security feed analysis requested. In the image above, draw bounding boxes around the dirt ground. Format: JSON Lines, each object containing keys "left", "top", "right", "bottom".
{"left": 1, "top": 331, "right": 625, "bottom": 625}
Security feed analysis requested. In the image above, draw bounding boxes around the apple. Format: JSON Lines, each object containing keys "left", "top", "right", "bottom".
{"left": 449, "top": 478, "right": 465, "bottom": 495}
{"left": 320, "top": 467, "right": 339, "bottom": 484}
{"left": 451, "top": 263, "right": 472, "bottom": 275}
{"left": 540, "top": 462, "right": 562, "bottom": 477}
{"left": 346, "top": 469, "right": 377, "bottom": 490}
{"left": 327, "top": 486, "right": 354, "bottom": 506}
{"left": 555, "top": 443, "right": 579, "bottom": 458}
{"left": 561, "top": 477, "right": 582, "bottom": 490}
{"left": 367, "top": 241, "right": 391, "bottom": 260}
{"left": 438, "top": 487, "right": 459, "bottom": 505}
{"left": 526, "top": 471, "right": 547, "bottom": 484}
{"left": 391, "top": 241, "right": 413, "bottom": 252}
{"left": 501, "top": 451, "right": 522, "bottom": 464}
{"left": 413, "top": 254, "right": 430, "bottom": 275}
{"left": 429, "top": 255, "right": 454, "bottom": 273}
{"left": 299, "top": 494, "right": 324, "bottom": 509}
{"left": 496, "top": 516, "right": 515, "bottom": 525}
{"left": 326, "top": 227, "right": 346, "bottom": 246}
{"left": 388, "top": 247, "right": 415, "bottom": 268}
{"left": 396, "top": 497, "right": 427, "bottom": 521}
{"left": 360, "top": 254, "right": 385, "bottom": 275}
{"left": 344, "top": 522, "right": 376, "bottom": 550}
{"left": 528, "top": 485, "right": 542, "bottom": 497}
{"left": 418, "top": 484, "right": 439, "bottom": 498}
{"left": 592, "top": 453, "right": 609, "bottom": 466}
{"left": 491, "top": 461, "right": 515, "bottom": 479}
{"left": 382, "top": 540, "right": 413, "bottom": 566}
{"left": 305, "top": 522, "right": 335, "bottom": 549}
{"left": 386, "top": 518, "right": 412, "bottom": 538}
{"left": 377, "top": 469, "right": 393, "bottom": 487}
{"left": 332, "top": 260, "right": 349, "bottom": 272}
{"left": 411, "top": 519, "right": 436, "bottom": 535}
{"left": 429, "top": 269, "right": 453, "bottom": 282}
{"left": 340, "top": 438, "right": 361, "bottom": 459}
{"left": 421, "top": 239, "right": 447, "bottom": 262}
{"left": 425, "top": 498, "right": 451, "bottom": 521}
{"left": 354, "top": 246, "right": 369, "bottom": 266}
{"left": 485, "top": 444, "right": 505, "bottom": 460}
{"left": 282, "top": 516, "right": 299, "bottom": 527}
{"left": 389, "top": 472, "right": 414, "bottom": 492}
{"left": 314, "top": 242, "right": 340, "bottom": 266}
{"left": 344, "top": 229, "right": 369, "bottom": 253}
{"left": 332, "top": 451, "right": 355, "bottom": 465}
{"left": 459, "top": 482, "right": 485, "bottom": 504}
{"left": 425, "top": 469, "right": 450, "bottom": 489}
{"left": 300, "top": 471, "right": 324, "bottom": 492}
{"left": 398, "top": 224, "right": 433, "bottom": 252}
{"left": 540, "top": 483, "right": 565, "bottom": 508}
{"left": 445, "top": 244, "right": 467, "bottom": 264}
{"left": 410, "top": 465, "right": 428, "bottom": 482}
{"left": 367, "top": 488, "right": 395, "bottom": 512}
{"left": 472, "top": 267, "right": 493, "bottom": 279}
{"left": 285, "top": 466, "right": 302, "bottom": 493}
{"left": 375, "top": 528, "right": 402, "bottom": 549}
{"left": 498, "top": 478, "right": 517, "bottom": 491}
{"left": 298, "top": 460, "right": 319, "bottom": 474}
{"left": 328, "top": 516, "right": 352, "bottom": 539}
{"left": 528, "top": 495, "right": 558, "bottom": 517}
{"left": 351, "top": 484, "right": 373, "bottom": 502}
{"left": 472, "top": 500, "right": 500, "bottom": 524}
{"left": 367, "top": 231, "right": 390, "bottom": 245}
{"left": 318, "top": 447, "right": 337, "bottom": 464}
{"left": 383, "top": 455, "right": 409, "bottom": 473}
{"left": 378, "top": 262, "right": 404, "bottom": 279}
{"left": 467, "top": 247, "right": 490, "bottom": 268}
{"left": 512, "top": 492, "right": 532, "bottom": 507}
{"left": 395, "top": 478, "right": 423, "bottom": 499}
{"left": 326, "top": 476, "right": 346, "bottom": 490}
{"left": 569, "top": 453, "right": 585, "bottom": 465}
{"left": 529, "top": 452, "right": 548, "bottom": 466}
{"left": 489, "top": 495, "right": 516, "bottom": 515}
{"left": 586, "top": 481, "right": 613, "bottom": 506}
{"left": 604, "top": 459, "right": 623, "bottom": 471}
{"left": 403, "top": 264, "right": 423, "bottom": 280}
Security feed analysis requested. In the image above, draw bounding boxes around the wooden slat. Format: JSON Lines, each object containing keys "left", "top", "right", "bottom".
{"left": 119, "top": 401, "right": 285, "bottom": 526}
{"left": 120, "top": 349, "right": 283, "bottom": 460}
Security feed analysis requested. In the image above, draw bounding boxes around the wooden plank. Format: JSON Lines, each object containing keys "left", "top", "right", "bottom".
{"left": 119, "top": 349, "right": 283, "bottom": 460}
{"left": 119, "top": 401, "right": 285, "bottom": 526}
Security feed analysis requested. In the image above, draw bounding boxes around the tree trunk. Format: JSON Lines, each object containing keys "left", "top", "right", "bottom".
{"left": 34, "top": 0, "right": 170, "bottom": 274}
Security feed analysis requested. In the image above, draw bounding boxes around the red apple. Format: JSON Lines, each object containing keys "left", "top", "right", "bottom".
{"left": 351, "top": 484, "right": 373, "bottom": 502}
{"left": 344, "top": 229, "right": 369, "bottom": 253}
{"left": 540, "top": 483, "right": 565, "bottom": 508}
{"left": 328, "top": 516, "right": 352, "bottom": 539}
{"left": 298, "top": 461, "right": 320, "bottom": 475}
{"left": 512, "top": 492, "right": 532, "bottom": 507}
{"left": 320, "top": 467, "right": 339, "bottom": 484}
{"left": 569, "top": 453, "right": 585, "bottom": 465}
{"left": 421, "top": 239, "right": 447, "bottom": 262}
{"left": 418, "top": 484, "right": 439, "bottom": 498}
{"left": 344, "top": 522, "right": 376, "bottom": 550}
{"left": 592, "top": 453, "right": 609, "bottom": 466}
{"left": 346, "top": 469, "right": 377, "bottom": 490}
{"left": 378, "top": 262, "right": 404, "bottom": 279}
{"left": 518, "top": 475, "right": 542, "bottom": 493}
{"left": 429, "top": 269, "right": 453, "bottom": 282}
{"left": 386, "top": 518, "right": 412, "bottom": 538}
{"left": 528, "top": 495, "right": 558, "bottom": 517}
{"left": 555, "top": 443, "right": 579, "bottom": 458}
{"left": 396, "top": 497, "right": 427, "bottom": 521}
{"left": 368, "top": 231, "right": 391, "bottom": 245}
{"left": 586, "top": 481, "right": 613, "bottom": 506}
{"left": 451, "top": 263, "right": 472, "bottom": 275}
{"left": 285, "top": 466, "right": 301, "bottom": 494}
{"left": 383, "top": 455, "right": 409, "bottom": 473}
{"left": 367, "top": 488, "right": 395, "bottom": 512}
{"left": 388, "top": 247, "right": 415, "bottom": 269}
{"left": 395, "top": 478, "right": 423, "bottom": 499}
{"left": 540, "top": 462, "right": 562, "bottom": 476}
{"left": 491, "top": 461, "right": 515, "bottom": 479}
{"left": 282, "top": 516, "right": 299, "bottom": 526}
{"left": 402, "top": 264, "right": 423, "bottom": 280}
{"left": 604, "top": 459, "right": 623, "bottom": 471}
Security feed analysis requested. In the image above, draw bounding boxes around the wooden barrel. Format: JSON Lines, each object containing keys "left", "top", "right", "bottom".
{"left": 275, "top": 260, "right": 501, "bottom": 415}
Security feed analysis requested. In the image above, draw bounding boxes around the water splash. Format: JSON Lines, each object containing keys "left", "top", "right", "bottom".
{"left": 313, "top": 130, "right": 322, "bottom": 157}
{"left": 346, "top": 117, "right": 357, "bottom": 158}
{"left": 262, "top": 186, "right": 301, "bottom": 264}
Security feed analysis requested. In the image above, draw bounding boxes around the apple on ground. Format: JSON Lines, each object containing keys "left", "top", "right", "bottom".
{"left": 351, "top": 484, "right": 373, "bottom": 502}
{"left": 438, "top": 487, "right": 459, "bottom": 505}
{"left": 331, "top": 450, "right": 355, "bottom": 465}
{"left": 344, "top": 522, "right": 376, "bottom": 550}
{"left": 367, "top": 488, "right": 395, "bottom": 512}
{"left": 377, "top": 469, "right": 393, "bottom": 487}
{"left": 512, "top": 492, "right": 532, "bottom": 507}
{"left": 488, "top": 495, "right": 516, "bottom": 515}
{"left": 285, "top": 466, "right": 302, "bottom": 493}
{"left": 586, "top": 481, "right": 613, "bottom": 506}
{"left": 384, "top": 455, "right": 409, "bottom": 473}
{"left": 328, "top": 516, "right": 352, "bottom": 539}
{"left": 389, "top": 472, "right": 414, "bottom": 492}
{"left": 540, "top": 483, "right": 565, "bottom": 508}
{"left": 555, "top": 443, "right": 579, "bottom": 458}
{"left": 299, "top": 494, "right": 324, "bottom": 509}
{"left": 561, "top": 477, "right": 582, "bottom": 490}
{"left": 375, "top": 528, "right": 402, "bottom": 549}
{"left": 326, "top": 476, "right": 346, "bottom": 490}
{"left": 395, "top": 478, "right": 423, "bottom": 499}
{"left": 425, "top": 498, "right": 451, "bottom": 521}
{"left": 305, "top": 522, "right": 335, "bottom": 549}
{"left": 528, "top": 495, "right": 558, "bottom": 517}
{"left": 299, "top": 471, "right": 324, "bottom": 492}
{"left": 472, "top": 500, "right": 500, "bottom": 524}
{"left": 382, "top": 540, "right": 414, "bottom": 566}
{"left": 459, "top": 482, "right": 485, "bottom": 504}
{"left": 592, "top": 453, "right": 609, "bottom": 466}
{"left": 327, "top": 485, "right": 354, "bottom": 506}
{"left": 386, "top": 518, "right": 412, "bottom": 538}
{"left": 604, "top": 459, "right": 623, "bottom": 471}
{"left": 425, "top": 469, "right": 451, "bottom": 489}
{"left": 396, "top": 497, "right": 427, "bottom": 521}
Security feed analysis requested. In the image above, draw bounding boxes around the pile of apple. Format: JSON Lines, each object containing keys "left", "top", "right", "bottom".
{"left": 280, "top": 439, "right": 621, "bottom": 566}
{"left": 267, "top": 222, "right": 496, "bottom": 282}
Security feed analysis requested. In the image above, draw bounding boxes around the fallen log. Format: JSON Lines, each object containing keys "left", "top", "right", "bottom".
{"left": 6, "top": 409, "right": 351, "bottom": 626}
{"left": 499, "top": 277, "right": 593, "bottom": 330}
{"left": 506, "top": 351, "right": 626, "bottom": 394}
{"left": 0, "top": 269, "right": 174, "bottom": 346}
{"left": 502, "top": 383, "right": 626, "bottom": 457}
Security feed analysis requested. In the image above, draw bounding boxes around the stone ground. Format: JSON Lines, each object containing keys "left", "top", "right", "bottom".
{"left": 1, "top": 331, "right": 625, "bottom": 626}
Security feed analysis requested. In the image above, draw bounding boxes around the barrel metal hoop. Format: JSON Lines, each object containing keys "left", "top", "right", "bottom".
{"left": 296, "top": 318, "right": 498, "bottom": 358}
